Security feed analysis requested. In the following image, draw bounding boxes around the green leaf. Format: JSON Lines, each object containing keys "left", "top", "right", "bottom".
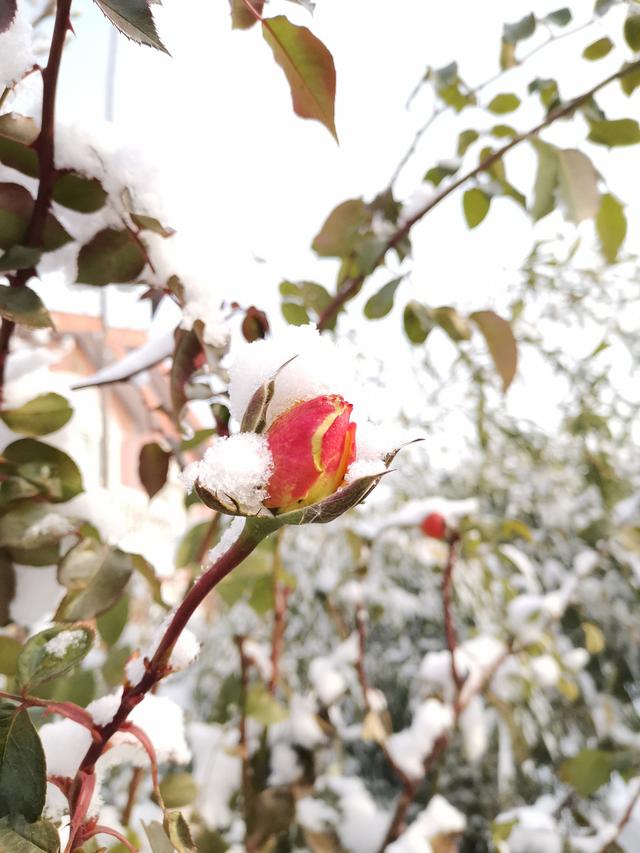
{"left": 0, "top": 114, "right": 39, "bottom": 178}
{"left": 457, "top": 129, "right": 479, "bottom": 156}
{"left": 463, "top": 188, "right": 490, "bottom": 228}
{"left": 432, "top": 306, "right": 472, "bottom": 342}
{"left": 7, "top": 542, "right": 59, "bottom": 567}
{"left": 179, "top": 429, "right": 216, "bottom": 452}
{"left": 281, "top": 302, "right": 310, "bottom": 325}
{"left": 130, "top": 214, "right": 175, "bottom": 237}
{"left": 491, "top": 124, "right": 517, "bottom": 138}
{"left": 0, "top": 394, "right": 72, "bottom": 436}
{"left": 503, "top": 13, "right": 536, "bottom": 43}
{"left": 96, "top": 593, "right": 129, "bottom": 646}
{"left": 138, "top": 442, "right": 171, "bottom": 499}
{"left": 363, "top": 277, "right": 402, "bottom": 320}
{"left": 0, "top": 637, "right": 21, "bottom": 676}
{"left": 246, "top": 683, "right": 289, "bottom": 726}
{"left": 3, "top": 439, "right": 83, "bottom": 503}
{"left": 312, "top": 198, "right": 370, "bottom": 257}
{"left": 0, "top": 816, "right": 60, "bottom": 853}
{"left": 0, "top": 503, "right": 73, "bottom": 550}
{"left": 595, "top": 0, "right": 617, "bottom": 16}
{"left": 582, "top": 36, "right": 614, "bottom": 60}
{"left": 76, "top": 227, "right": 147, "bottom": 286}
{"left": 530, "top": 140, "right": 558, "bottom": 221}
{"left": 262, "top": 15, "right": 337, "bottom": 140}
{"left": 559, "top": 749, "right": 620, "bottom": 797}
{"left": 588, "top": 118, "right": 640, "bottom": 146}
{"left": 229, "top": 0, "right": 264, "bottom": 29}
{"left": 470, "top": 310, "right": 518, "bottom": 392}
{"left": 0, "top": 183, "right": 71, "bottom": 252}
{"left": 52, "top": 173, "right": 107, "bottom": 213}
{"left": 143, "top": 822, "right": 175, "bottom": 853}
{"left": 596, "top": 193, "right": 627, "bottom": 263}
{"left": 0, "top": 245, "right": 42, "bottom": 272}
{"left": 165, "top": 812, "right": 196, "bottom": 853}
{"left": 0, "top": 286, "right": 53, "bottom": 329}
{"left": 621, "top": 63, "right": 640, "bottom": 95}
{"left": 546, "top": 8, "right": 572, "bottom": 26}
{"left": 93, "top": 0, "right": 169, "bottom": 53}
{"left": 403, "top": 301, "right": 433, "bottom": 344}
{"left": 55, "top": 541, "right": 134, "bottom": 621}
{"left": 159, "top": 772, "right": 198, "bottom": 809}
{"left": 424, "top": 161, "right": 459, "bottom": 186}
{"left": 624, "top": 14, "right": 640, "bottom": 50}
{"left": 0, "top": 554, "right": 15, "bottom": 627}
{"left": 555, "top": 148, "right": 600, "bottom": 222}
{"left": 0, "top": 704, "right": 46, "bottom": 821}
{"left": 488, "top": 93, "right": 521, "bottom": 114}
{"left": 16, "top": 625, "right": 94, "bottom": 690}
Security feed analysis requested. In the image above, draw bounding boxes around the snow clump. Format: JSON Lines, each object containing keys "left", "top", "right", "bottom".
{"left": 44, "top": 630, "right": 86, "bottom": 659}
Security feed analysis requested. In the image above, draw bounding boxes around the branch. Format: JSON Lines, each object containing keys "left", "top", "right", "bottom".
{"left": 317, "top": 58, "right": 640, "bottom": 332}
{"left": 442, "top": 531, "right": 464, "bottom": 698}
{"left": 235, "top": 635, "right": 254, "bottom": 835}
{"left": 65, "top": 519, "right": 266, "bottom": 851}
{"left": 395, "top": 16, "right": 596, "bottom": 185}
{"left": 269, "top": 531, "right": 290, "bottom": 695}
{"left": 0, "top": 0, "right": 73, "bottom": 405}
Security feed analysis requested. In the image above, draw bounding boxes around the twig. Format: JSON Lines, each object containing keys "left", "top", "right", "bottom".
{"left": 269, "top": 531, "right": 291, "bottom": 695}
{"left": 235, "top": 635, "right": 254, "bottom": 835}
{"left": 395, "top": 16, "right": 596, "bottom": 185}
{"left": 442, "top": 531, "right": 464, "bottom": 698}
{"left": 600, "top": 781, "right": 640, "bottom": 852}
{"left": 0, "top": 0, "right": 72, "bottom": 406}
{"left": 317, "top": 58, "right": 640, "bottom": 333}
{"left": 120, "top": 767, "right": 144, "bottom": 828}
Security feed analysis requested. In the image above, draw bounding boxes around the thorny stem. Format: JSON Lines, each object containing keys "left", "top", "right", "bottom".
{"left": 442, "top": 531, "right": 464, "bottom": 699}
{"left": 317, "top": 58, "right": 640, "bottom": 333}
{"left": 395, "top": 16, "right": 597, "bottom": 185}
{"left": 0, "top": 0, "right": 72, "bottom": 406}
{"left": 65, "top": 521, "right": 265, "bottom": 852}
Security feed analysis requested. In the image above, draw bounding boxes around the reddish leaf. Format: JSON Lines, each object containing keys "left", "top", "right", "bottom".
{"left": 170, "top": 328, "right": 206, "bottom": 417}
{"left": 138, "top": 442, "right": 171, "bottom": 498}
{"left": 262, "top": 15, "right": 337, "bottom": 140}
{"left": 0, "top": 0, "right": 17, "bottom": 35}
{"left": 229, "top": 0, "right": 264, "bottom": 29}
{"left": 470, "top": 310, "right": 518, "bottom": 392}
{"left": 242, "top": 305, "right": 270, "bottom": 341}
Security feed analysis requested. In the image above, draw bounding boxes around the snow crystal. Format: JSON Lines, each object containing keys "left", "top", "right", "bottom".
{"left": 345, "top": 458, "right": 387, "bottom": 484}
{"left": 0, "top": 6, "right": 36, "bottom": 89}
{"left": 89, "top": 692, "right": 122, "bottom": 726}
{"left": 387, "top": 794, "right": 466, "bottom": 852}
{"left": 228, "top": 325, "right": 358, "bottom": 427}
{"left": 125, "top": 654, "right": 145, "bottom": 687}
{"left": 169, "top": 627, "right": 200, "bottom": 670}
{"left": 105, "top": 693, "right": 191, "bottom": 766}
{"left": 268, "top": 741, "right": 301, "bottom": 786}
{"left": 180, "top": 433, "right": 272, "bottom": 514}
{"left": 44, "top": 629, "right": 85, "bottom": 659}
{"left": 207, "top": 516, "right": 245, "bottom": 567}
{"left": 386, "top": 699, "right": 454, "bottom": 779}
{"left": 40, "top": 717, "right": 93, "bottom": 779}
{"left": 325, "top": 775, "right": 389, "bottom": 852}
{"left": 310, "top": 657, "right": 347, "bottom": 706}
{"left": 22, "top": 512, "right": 75, "bottom": 547}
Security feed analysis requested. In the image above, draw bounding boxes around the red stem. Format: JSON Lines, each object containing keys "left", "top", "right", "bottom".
{"left": 65, "top": 522, "right": 264, "bottom": 851}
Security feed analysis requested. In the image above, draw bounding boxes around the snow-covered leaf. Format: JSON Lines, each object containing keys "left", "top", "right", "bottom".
{"left": 56, "top": 540, "right": 134, "bottom": 621}
{"left": 0, "top": 817, "right": 59, "bottom": 853}
{"left": 93, "top": 0, "right": 168, "bottom": 53}
{"left": 0, "top": 114, "right": 38, "bottom": 177}
{"left": 52, "top": 173, "right": 107, "bottom": 213}
{"left": 262, "top": 15, "right": 337, "bottom": 140}
{"left": 2, "top": 439, "right": 83, "bottom": 503}
{"left": 16, "top": 626, "right": 94, "bottom": 690}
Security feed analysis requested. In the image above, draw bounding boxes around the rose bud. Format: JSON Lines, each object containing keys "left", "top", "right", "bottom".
{"left": 421, "top": 512, "right": 447, "bottom": 540}
{"left": 264, "top": 394, "right": 356, "bottom": 513}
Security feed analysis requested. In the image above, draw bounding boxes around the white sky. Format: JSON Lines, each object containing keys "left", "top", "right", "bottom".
{"left": 12, "top": 0, "right": 640, "bottom": 452}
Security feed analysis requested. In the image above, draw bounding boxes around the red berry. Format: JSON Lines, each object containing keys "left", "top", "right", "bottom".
{"left": 421, "top": 512, "right": 447, "bottom": 539}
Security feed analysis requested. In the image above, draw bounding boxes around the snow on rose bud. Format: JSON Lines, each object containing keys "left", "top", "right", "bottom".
{"left": 179, "top": 326, "right": 410, "bottom": 528}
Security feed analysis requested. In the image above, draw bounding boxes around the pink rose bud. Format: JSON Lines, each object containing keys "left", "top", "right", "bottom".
{"left": 421, "top": 512, "right": 447, "bottom": 539}
{"left": 264, "top": 394, "right": 356, "bottom": 513}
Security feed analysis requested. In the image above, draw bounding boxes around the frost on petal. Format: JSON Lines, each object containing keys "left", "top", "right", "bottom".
{"left": 228, "top": 325, "right": 358, "bottom": 427}
{"left": 180, "top": 433, "right": 273, "bottom": 514}
{"left": 0, "top": 8, "right": 36, "bottom": 89}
